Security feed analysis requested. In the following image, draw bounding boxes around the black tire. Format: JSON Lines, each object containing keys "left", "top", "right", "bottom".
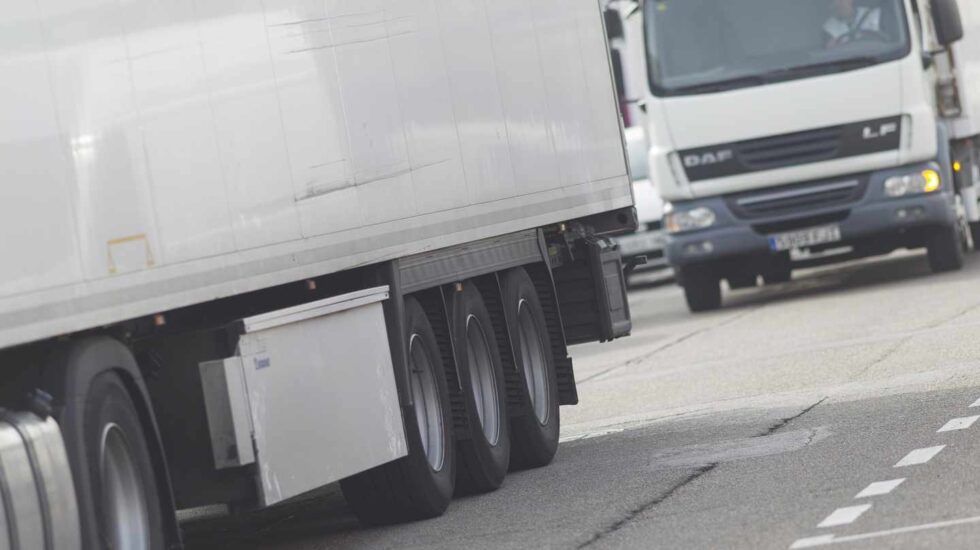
{"left": 58, "top": 369, "right": 166, "bottom": 550}
{"left": 501, "top": 268, "right": 560, "bottom": 471}
{"left": 681, "top": 268, "right": 722, "bottom": 313}
{"left": 452, "top": 283, "right": 511, "bottom": 494}
{"left": 927, "top": 224, "right": 965, "bottom": 273}
{"left": 341, "top": 297, "right": 455, "bottom": 525}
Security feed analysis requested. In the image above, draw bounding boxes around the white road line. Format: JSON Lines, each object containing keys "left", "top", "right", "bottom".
{"left": 789, "top": 514, "right": 980, "bottom": 548}
{"left": 971, "top": 397, "right": 980, "bottom": 408}
{"left": 894, "top": 445, "right": 945, "bottom": 467}
{"left": 938, "top": 415, "right": 980, "bottom": 432}
{"left": 818, "top": 504, "right": 872, "bottom": 528}
{"left": 790, "top": 535, "right": 835, "bottom": 548}
{"left": 854, "top": 478, "right": 905, "bottom": 499}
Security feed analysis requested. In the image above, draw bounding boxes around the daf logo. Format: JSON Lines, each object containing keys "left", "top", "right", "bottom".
{"left": 862, "top": 122, "right": 898, "bottom": 140}
{"left": 684, "top": 149, "right": 734, "bottom": 168}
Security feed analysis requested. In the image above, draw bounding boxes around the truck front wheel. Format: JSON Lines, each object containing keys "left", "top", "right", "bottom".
{"left": 926, "top": 224, "right": 965, "bottom": 273}
{"left": 681, "top": 268, "right": 722, "bottom": 313}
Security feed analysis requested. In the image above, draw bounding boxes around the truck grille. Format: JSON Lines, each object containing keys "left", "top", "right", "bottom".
{"left": 678, "top": 116, "right": 902, "bottom": 182}
{"left": 738, "top": 127, "right": 843, "bottom": 171}
{"left": 726, "top": 177, "right": 867, "bottom": 219}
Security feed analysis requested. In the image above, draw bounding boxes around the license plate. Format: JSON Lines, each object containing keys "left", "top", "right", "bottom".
{"left": 768, "top": 225, "right": 842, "bottom": 252}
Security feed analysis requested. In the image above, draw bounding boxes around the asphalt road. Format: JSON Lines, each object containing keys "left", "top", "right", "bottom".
{"left": 185, "top": 250, "right": 980, "bottom": 549}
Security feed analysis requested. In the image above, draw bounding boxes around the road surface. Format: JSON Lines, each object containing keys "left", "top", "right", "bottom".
{"left": 185, "top": 250, "right": 980, "bottom": 549}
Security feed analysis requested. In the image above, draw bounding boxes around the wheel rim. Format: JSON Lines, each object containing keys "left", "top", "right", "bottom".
{"left": 465, "top": 315, "right": 501, "bottom": 446}
{"left": 100, "top": 424, "right": 151, "bottom": 550}
{"left": 517, "top": 300, "right": 552, "bottom": 425}
{"left": 409, "top": 334, "right": 447, "bottom": 471}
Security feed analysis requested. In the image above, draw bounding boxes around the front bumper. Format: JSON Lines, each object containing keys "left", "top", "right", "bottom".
{"left": 666, "top": 161, "right": 956, "bottom": 268}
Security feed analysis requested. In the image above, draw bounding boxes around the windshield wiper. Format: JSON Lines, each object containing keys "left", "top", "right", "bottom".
{"left": 764, "top": 57, "right": 880, "bottom": 80}
{"left": 670, "top": 74, "right": 767, "bottom": 95}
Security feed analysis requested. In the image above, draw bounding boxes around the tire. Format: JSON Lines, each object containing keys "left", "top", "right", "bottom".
{"left": 58, "top": 369, "right": 166, "bottom": 550}
{"left": 452, "top": 283, "right": 511, "bottom": 494}
{"left": 927, "top": 224, "right": 965, "bottom": 273}
{"left": 971, "top": 221, "right": 980, "bottom": 251}
{"left": 341, "top": 296, "right": 455, "bottom": 525}
{"left": 681, "top": 268, "right": 722, "bottom": 313}
{"left": 501, "top": 268, "right": 560, "bottom": 471}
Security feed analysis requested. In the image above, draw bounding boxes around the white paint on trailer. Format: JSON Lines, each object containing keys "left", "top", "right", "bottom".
{"left": 817, "top": 504, "right": 872, "bottom": 528}
{"left": 894, "top": 445, "right": 946, "bottom": 467}
{"left": 937, "top": 415, "right": 980, "bottom": 433}
{"left": 0, "top": 0, "right": 631, "bottom": 349}
{"left": 790, "top": 514, "right": 980, "bottom": 548}
{"left": 854, "top": 478, "right": 905, "bottom": 499}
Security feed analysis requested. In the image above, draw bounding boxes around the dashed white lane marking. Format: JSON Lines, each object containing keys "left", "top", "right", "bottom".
{"left": 790, "top": 514, "right": 980, "bottom": 548}
{"left": 791, "top": 535, "right": 835, "bottom": 548}
{"left": 970, "top": 397, "right": 980, "bottom": 408}
{"left": 894, "top": 445, "right": 945, "bottom": 467}
{"left": 937, "top": 415, "right": 980, "bottom": 432}
{"left": 854, "top": 478, "right": 905, "bottom": 499}
{"left": 817, "top": 504, "right": 872, "bottom": 528}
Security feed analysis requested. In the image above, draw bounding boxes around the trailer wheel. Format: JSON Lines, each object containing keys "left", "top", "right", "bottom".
{"left": 501, "top": 268, "right": 560, "bottom": 470}
{"left": 43, "top": 338, "right": 169, "bottom": 550}
{"left": 341, "top": 296, "right": 455, "bottom": 524}
{"left": 681, "top": 268, "right": 722, "bottom": 312}
{"left": 453, "top": 284, "right": 511, "bottom": 494}
{"left": 926, "top": 224, "right": 965, "bottom": 273}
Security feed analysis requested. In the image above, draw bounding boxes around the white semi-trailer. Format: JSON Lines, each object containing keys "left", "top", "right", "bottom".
{"left": 0, "top": 1, "right": 635, "bottom": 548}
{"left": 640, "top": 0, "right": 980, "bottom": 311}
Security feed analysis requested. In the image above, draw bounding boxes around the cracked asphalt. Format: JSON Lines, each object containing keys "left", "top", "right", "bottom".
{"left": 184, "top": 251, "right": 980, "bottom": 549}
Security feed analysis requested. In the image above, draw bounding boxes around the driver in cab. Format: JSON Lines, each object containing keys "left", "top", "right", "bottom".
{"left": 824, "top": 0, "right": 883, "bottom": 48}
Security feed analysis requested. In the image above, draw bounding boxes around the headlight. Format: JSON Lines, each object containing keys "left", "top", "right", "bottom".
{"left": 884, "top": 169, "right": 941, "bottom": 198}
{"left": 665, "top": 207, "right": 716, "bottom": 234}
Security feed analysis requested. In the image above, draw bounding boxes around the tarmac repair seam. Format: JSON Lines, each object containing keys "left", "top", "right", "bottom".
{"left": 575, "top": 400, "right": 826, "bottom": 548}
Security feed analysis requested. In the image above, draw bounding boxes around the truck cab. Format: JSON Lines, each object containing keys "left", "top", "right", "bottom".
{"left": 641, "top": 0, "right": 980, "bottom": 311}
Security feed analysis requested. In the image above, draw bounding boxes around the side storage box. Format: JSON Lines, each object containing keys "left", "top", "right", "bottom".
{"left": 200, "top": 287, "right": 407, "bottom": 507}
{"left": 0, "top": 411, "right": 80, "bottom": 550}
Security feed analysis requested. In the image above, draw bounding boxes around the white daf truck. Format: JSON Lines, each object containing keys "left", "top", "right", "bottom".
{"left": 0, "top": 1, "right": 634, "bottom": 548}
{"left": 641, "top": 0, "right": 980, "bottom": 311}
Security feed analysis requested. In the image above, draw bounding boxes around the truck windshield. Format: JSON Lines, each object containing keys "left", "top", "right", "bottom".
{"left": 644, "top": 0, "right": 911, "bottom": 96}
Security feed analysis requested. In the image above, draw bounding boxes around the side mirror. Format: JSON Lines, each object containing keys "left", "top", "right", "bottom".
{"left": 931, "top": 0, "right": 964, "bottom": 46}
